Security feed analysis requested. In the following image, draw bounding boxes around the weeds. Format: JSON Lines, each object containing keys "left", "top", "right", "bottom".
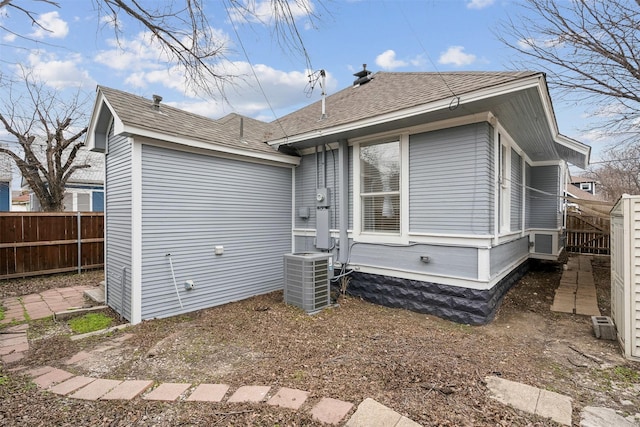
{"left": 68, "top": 313, "right": 113, "bottom": 334}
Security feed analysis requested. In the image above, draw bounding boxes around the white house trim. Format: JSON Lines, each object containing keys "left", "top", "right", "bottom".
{"left": 136, "top": 137, "right": 298, "bottom": 169}
{"left": 130, "top": 137, "right": 143, "bottom": 324}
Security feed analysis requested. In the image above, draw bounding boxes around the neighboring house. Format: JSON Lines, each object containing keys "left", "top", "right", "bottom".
{"left": 86, "top": 69, "right": 590, "bottom": 325}
{"left": 571, "top": 175, "right": 598, "bottom": 196}
{"left": 26, "top": 147, "right": 105, "bottom": 212}
{"left": 11, "top": 191, "right": 30, "bottom": 211}
{"left": 0, "top": 152, "right": 11, "bottom": 211}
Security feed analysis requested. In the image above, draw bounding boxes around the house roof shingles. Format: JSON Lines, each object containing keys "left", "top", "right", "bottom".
{"left": 270, "top": 71, "right": 539, "bottom": 139}
{"left": 98, "top": 86, "right": 292, "bottom": 161}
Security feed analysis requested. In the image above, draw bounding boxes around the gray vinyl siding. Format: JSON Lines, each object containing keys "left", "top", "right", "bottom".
{"left": 350, "top": 242, "right": 478, "bottom": 280}
{"left": 409, "top": 122, "right": 494, "bottom": 235}
{"left": 294, "top": 148, "right": 348, "bottom": 230}
{"left": 527, "top": 165, "right": 560, "bottom": 229}
{"left": 510, "top": 149, "right": 523, "bottom": 231}
{"left": 139, "top": 145, "right": 292, "bottom": 320}
{"left": 295, "top": 154, "right": 317, "bottom": 228}
{"left": 490, "top": 237, "right": 529, "bottom": 276}
{"left": 105, "top": 130, "right": 133, "bottom": 321}
{"left": 294, "top": 236, "right": 478, "bottom": 280}
{"left": 534, "top": 234, "right": 553, "bottom": 254}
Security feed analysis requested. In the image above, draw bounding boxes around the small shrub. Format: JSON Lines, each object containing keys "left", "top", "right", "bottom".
{"left": 68, "top": 313, "right": 112, "bottom": 334}
{"left": 0, "top": 306, "right": 5, "bottom": 322}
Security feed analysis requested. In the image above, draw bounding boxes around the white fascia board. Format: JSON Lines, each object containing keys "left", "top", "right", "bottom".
{"left": 86, "top": 97, "right": 125, "bottom": 153}
{"left": 556, "top": 133, "right": 591, "bottom": 161}
{"left": 267, "top": 75, "right": 543, "bottom": 147}
{"left": 119, "top": 124, "right": 300, "bottom": 166}
{"left": 85, "top": 90, "right": 105, "bottom": 150}
{"left": 536, "top": 79, "right": 590, "bottom": 166}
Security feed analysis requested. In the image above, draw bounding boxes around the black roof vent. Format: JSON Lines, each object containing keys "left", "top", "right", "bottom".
{"left": 353, "top": 64, "right": 373, "bottom": 87}
{"left": 152, "top": 94, "right": 162, "bottom": 111}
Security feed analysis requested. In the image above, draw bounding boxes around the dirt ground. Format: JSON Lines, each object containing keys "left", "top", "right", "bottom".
{"left": 1, "top": 256, "right": 639, "bottom": 426}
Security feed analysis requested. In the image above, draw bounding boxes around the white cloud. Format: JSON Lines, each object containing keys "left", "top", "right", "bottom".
{"left": 579, "top": 129, "right": 607, "bottom": 144}
{"left": 95, "top": 27, "right": 230, "bottom": 75}
{"left": 142, "top": 61, "right": 336, "bottom": 120}
{"left": 99, "top": 14, "right": 119, "bottom": 29}
{"left": 24, "top": 51, "right": 96, "bottom": 89}
{"left": 94, "top": 32, "right": 169, "bottom": 72}
{"left": 30, "top": 11, "right": 69, "bottom": 39}
{"left": 227, "top": 0, "right": 313, "bottom": 25}
{"left": 438, "top": 46, "right": 476, "bottom": 67}
{"left": 375, "top": 50, "right": 408, "bottom": 70}
{"left": 466, "top": 0, "right": 495, "bottom": 10}
{"left": 3, "top": 33, "right": 16, "bottom": 42}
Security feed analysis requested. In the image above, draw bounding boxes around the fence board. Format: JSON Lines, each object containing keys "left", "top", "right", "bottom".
{"left": 566, "top": 212, "right": 610, "bottom": 255}
{"left": 0, "top": 212, "right": 104, "bottom": 279}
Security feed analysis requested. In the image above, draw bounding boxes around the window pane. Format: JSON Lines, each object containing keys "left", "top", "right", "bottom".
{"left": 362, "top": 194, "right": 400, "bottom": 232}
{"left": 360, "top": 141, "right": 400, "bottom": 193}
{"left": 360, "top": 140, "right": 400, "bottom": 233}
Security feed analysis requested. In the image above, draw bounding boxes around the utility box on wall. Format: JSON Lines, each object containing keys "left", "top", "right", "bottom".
{"left": 283, "top": 252, "right": 331, "bottom": 314}
{"left": 610, "top": 195, "right": 640, "bottom": 361}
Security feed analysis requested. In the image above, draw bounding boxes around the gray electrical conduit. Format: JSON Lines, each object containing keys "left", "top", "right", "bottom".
{"left": 165, "top": 253, "right": 184, "bottom": 309}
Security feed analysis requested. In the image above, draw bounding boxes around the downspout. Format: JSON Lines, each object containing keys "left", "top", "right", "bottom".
{"left": 338, "top": 139, "right": 349, "bottom": 263}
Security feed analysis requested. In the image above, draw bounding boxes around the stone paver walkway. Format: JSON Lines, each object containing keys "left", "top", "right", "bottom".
{"left": 1, "top": 285, "right": 91, "bottom": 324}
{"left": 485, "top": 376, "right": 572, "bottom": 426}
{"left": 0, "top": 324, "right": 29, "bottom": 364}
{"left": 23, "top": 365, "right": 357, "bottom": 425}
{"left": 551, "top": 255, "right": 601, "bottom": 316}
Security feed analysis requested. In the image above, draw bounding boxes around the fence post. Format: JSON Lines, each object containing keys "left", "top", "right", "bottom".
{"left": 77, "top": 211, "right": 82, "bottom": 274}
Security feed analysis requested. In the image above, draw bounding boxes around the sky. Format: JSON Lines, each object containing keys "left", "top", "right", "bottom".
{"left": 0, "top": 0, "right": 609, "bottom": 183}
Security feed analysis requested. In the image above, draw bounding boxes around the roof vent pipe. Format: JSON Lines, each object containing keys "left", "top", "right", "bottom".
{"left": 353, "top": 64, "right": 373, "bottom": 87}
{"left": 152, "top": 94, "right": 162, "bottom": 111}
{"left": 320, "top": 69, "right": 327, "bottom": 119}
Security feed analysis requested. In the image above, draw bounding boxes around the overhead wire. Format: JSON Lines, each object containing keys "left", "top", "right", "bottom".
{"left": 221, "top": 0, "right": 318, "bottom": 140}
{"left": 394, "top": 0, "right": 460, "bottom": 109}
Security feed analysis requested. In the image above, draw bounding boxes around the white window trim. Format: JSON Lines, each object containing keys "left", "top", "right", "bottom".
{"left": 494, "top": 122, "right": 526, "bottom": 240}
{"left": 353, "top": 134, "right": 409, "bottom": 244}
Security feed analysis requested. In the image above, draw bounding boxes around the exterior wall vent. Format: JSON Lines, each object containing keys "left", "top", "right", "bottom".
{"left": 283, "top": 252, "right": 331, "bottom": 314}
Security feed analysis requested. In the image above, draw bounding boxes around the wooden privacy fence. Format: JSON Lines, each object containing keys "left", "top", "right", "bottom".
{"left": 0, "top": 212, "right": 104, "bottom": 280}
{"left": 565, "top": 198, "right": 614, "bottom": 255}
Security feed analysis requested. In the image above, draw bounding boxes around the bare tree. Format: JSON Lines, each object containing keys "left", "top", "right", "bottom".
{"left": 1, "top": 0, "right": 322, "bottom": 98}
{"left": 0, "top": 72, "right": 90, "bottom": 211}
{"left": 498, "top": 0, "right": 640, "bottom": 145}
{"left": 586, "top": 144, "right": 640, "bottom": 202}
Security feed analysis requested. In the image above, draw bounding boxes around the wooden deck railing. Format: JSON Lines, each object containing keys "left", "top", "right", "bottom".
{"left": 0, "top": 212, "right": 104, "bottom": 280}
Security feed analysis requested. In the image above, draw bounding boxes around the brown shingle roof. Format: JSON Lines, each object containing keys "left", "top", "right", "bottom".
{"left": 98, "top": 86, "right": 292, "bottom": 160}
{"left": 269, "top": 71, "right": 539, "bottom": 140}
{"left": 565, "top": 184, "right": 604, "bottom": 201}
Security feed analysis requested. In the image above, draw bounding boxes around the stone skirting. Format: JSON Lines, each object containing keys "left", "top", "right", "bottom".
{"left": 345, "top": 261, "right": 530, "bottom": 325}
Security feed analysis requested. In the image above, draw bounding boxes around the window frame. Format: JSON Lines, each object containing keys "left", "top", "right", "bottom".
{"left": 353, "top": 134, "right": 409, "bottom": 244}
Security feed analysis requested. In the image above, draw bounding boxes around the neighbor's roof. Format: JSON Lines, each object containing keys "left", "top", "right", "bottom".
{"left": 571, "top": 175, "right": 597, "bottom": 184}
{"left": 270, "top": 71, "right": 539, "bottom": 139}
{"left": 565, "top": 184, "right": 604, "bottom": 202}
{"left": 96, "top": 86, "right": 295, "bottom": 163}
{"left": 67, "top": 148, "right": 104, "bottom": 184}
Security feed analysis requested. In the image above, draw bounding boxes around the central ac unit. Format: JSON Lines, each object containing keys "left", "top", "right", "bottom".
{"left": 283, "top": 252, "right": 331, "bottom": 314}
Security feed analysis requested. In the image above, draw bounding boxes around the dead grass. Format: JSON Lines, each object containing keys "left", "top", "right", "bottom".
{"left": 1, "top": 257, "right": 638, "bottom": 426}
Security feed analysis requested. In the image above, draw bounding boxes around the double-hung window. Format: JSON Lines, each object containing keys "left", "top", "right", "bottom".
{"left": 360, "top": 140, "right": 401, "bottom": 233}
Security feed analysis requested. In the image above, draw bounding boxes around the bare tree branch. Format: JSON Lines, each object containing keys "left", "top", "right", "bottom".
{"left": 0, "top": 73, "right": 91, "bottom": 211}
{"left": 586, "top": 144, "right": 640, "bottom": 201}
{"left": 497, "top": 0, "right": 640, "bottom": 146}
